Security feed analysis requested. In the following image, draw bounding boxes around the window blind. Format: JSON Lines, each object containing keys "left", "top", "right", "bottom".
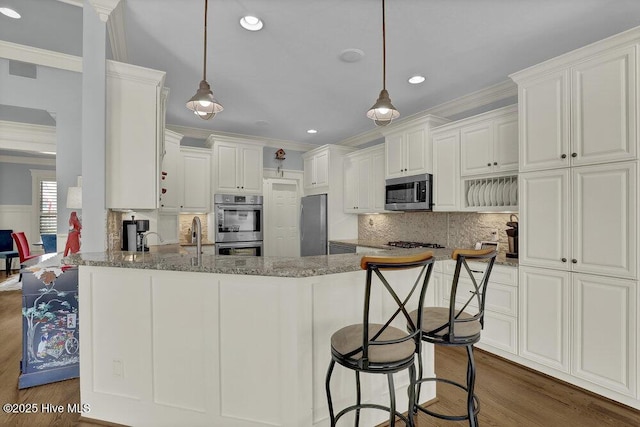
{"left": 39, "top": 180, "right": 57, "bottom": 235}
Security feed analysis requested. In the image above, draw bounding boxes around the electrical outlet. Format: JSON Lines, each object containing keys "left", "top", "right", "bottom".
{"left": 113, "top": 359, "right": 123, "bottom": 378}
{"left": 490, "top": 229, "right": 499, "bottom": 241}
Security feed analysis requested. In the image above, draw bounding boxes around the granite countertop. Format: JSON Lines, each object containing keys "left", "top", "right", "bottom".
{"left": 63, "top": 245, "right": 516, "bottom": 278}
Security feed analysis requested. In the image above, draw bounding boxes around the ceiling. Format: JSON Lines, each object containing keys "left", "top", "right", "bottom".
{"left": 3, "top": 0, "right": 640, "bottom": 147}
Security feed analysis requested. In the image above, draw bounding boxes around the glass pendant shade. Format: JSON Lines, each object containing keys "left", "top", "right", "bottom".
{"left": 186, "top": 79, "right": 223, "bottom": 120}
{"left": 366, "top": 89, "right": 399, "bottom": 126}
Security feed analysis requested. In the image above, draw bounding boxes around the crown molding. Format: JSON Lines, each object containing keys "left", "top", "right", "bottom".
{"left": 55, "top": 0, "right": 83, "bottom": 7}
{"left": 0, "top": 155, "right": 55, "bottom": 166}
{"left": 0, "top": 121, "right": 56, "bottom": 153}
{"left": 338, "top": 79, "right": 517, "bottom": 147}
{"left": 106, "top": 60, "right": 165, "bottom": 87}
{"left": 0, "top": 40, "right": 82, "bottom": 72}
{"left": 88, "top": 0, "right": 122, "bottom": 23}
{"left": 166, "top": 124, "right": 316, "bottom": 152}
{"left": 107, "top": 1, "right": 128, "bottom": 62}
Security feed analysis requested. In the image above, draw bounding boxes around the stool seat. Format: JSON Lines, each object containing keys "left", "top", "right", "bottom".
{"left": 0, "top": 250, "right": 19, "bottom": 275}
{"left": 331, "top": 324, "right": 415, "bottom": 367}
{"left": 409, "top": 307, "right": 481, "bottom": 343}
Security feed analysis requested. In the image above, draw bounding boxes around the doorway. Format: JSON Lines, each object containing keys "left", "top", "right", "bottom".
{"left": 263, "top": 179, "right": 300, "bottom": 257}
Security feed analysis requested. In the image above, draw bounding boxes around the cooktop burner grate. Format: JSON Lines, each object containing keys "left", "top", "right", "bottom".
{"left": 387, "top": 241, "right": 445, "bottom": 249}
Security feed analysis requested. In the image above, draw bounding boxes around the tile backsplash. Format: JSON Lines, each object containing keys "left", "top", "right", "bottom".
{"left": 358, "top": 211, "right": 517, "bottom": 255}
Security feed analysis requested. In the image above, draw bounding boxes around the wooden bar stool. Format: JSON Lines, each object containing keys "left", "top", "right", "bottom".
{"left": 325, "top": 251, "right": 435, "bottom": 427}
{"left": 409, "top": 248, "right": 497, "bottom": 427}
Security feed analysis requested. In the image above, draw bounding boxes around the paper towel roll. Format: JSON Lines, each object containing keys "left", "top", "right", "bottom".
{"left": 127, "top": 224, "right": 137, "bottom": 251}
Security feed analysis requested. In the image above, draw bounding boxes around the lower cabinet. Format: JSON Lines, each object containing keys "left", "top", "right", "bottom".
{"left": 519, "top": 266, "right": 638, "bottom": 398}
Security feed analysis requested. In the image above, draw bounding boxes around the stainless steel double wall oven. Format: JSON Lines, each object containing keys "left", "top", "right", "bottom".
{"left": 214, "top": 194, "right": 263, "bottom": 256}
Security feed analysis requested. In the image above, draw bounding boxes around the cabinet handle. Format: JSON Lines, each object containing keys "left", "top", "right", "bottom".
{"left": 561, "top": 258, "right": 567, "bottom": 262}
{"left": 561, "top": 154, "right": 567, "bottom": 159}
{"left": 572, "top": 259, "right": 577, "bottom": 263}
{"left": 493, "top": 162, "right": 498, "bottom": 166}
{"left": 571, "top": 153, "right": 577, "bottom": 158}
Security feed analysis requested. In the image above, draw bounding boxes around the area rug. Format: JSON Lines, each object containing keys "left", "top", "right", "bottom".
{"left": 0, "top": 275, "right": 21, "bottom": 291}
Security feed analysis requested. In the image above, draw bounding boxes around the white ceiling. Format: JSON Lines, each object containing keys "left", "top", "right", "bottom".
{"left": 3, "top": 0, "right": 640, "bottom": 146}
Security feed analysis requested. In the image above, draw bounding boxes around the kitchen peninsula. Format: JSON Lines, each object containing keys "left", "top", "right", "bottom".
{"left": 64, "top": 249, "right": 453, "bottom": 427}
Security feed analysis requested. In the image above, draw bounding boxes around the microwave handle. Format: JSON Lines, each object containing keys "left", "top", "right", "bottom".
{"left": 414, "top": 182, "right": 419, "bottom": 203}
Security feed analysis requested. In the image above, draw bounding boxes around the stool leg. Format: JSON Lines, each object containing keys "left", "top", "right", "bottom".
{"left": 414, "top": 346, "right": 423, "bottom": 413}
{"left": 407, "top": 362, "right": 416, "bottom": 427}
{"left": 325, "top": 360, "right": 336, "bottom": 426}
{"left": 5, "top": 258, "right": 9, "bottom": 275}
{"left": 355, "top": 370, "right": 361, "bottom": 427}
{"left": 466, "top": 345, "right": 477, "bottom": 427}
{"left": 387, "top": 373, "right": 396, "bottom": 427}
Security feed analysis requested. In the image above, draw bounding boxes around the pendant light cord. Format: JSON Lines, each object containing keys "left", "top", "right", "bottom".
{"left": 203, "top": 0, "right": 208, "bottom": 81}
{"left": 382, "top": 0, "right": 386, "bottom": 90}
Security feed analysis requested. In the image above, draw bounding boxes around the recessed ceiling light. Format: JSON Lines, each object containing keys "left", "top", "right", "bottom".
{"left": 339, "top": 48, "right": 364, "bottom": 63}
{"left": 307, "top": 129, "right": 318, "bottom": 134}
{"left": 240, "top": 15, "right": 263, "bottom": 31}
{"left": 408, "top": 75, "right": 426, "bottom": 84}
{"left": 0, "top": 7, "right": 20, "bottom": 19}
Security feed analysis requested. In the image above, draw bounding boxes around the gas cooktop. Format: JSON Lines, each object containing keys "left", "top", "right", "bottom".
{"left": 387, "top": 241, "right": 445, "bottom": 249}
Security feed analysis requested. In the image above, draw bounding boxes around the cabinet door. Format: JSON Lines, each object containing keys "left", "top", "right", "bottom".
{"left": 432, "top": 130, "right": 460, "bottom": 211}
{"left": 493, "top": 114, "right": 519, "bottom": 172}
{"left": 519, "top": 266, "right": 570, "bottom": 372}
{"left": 571, "top": 46, "right": 637, "bottom": 166}
{"left": 371, "top": 149, "right": 386, "bottom": 211}
{"left": 572, "top": 162, "right": 637, "bottom": 279}
{"left": 519, "top": 70, "right": 570, "bottom": 172}
{"left": 405, "top": 127, "right": 429, "bottom": 175}
{"left": 356, "top": 155, "right": 372, "bottom": 211}
{"left": 160, "top": 137, "right": 180, "bottom": 211}
{"left": 303, "top": 156, "right": 315, "bottom": 189}
{"left": 343, "top": 157, "right": 358, "bottom": 213}
{"left": 182, "top": 151, "right": 211, "bottom": 212}
{"left": 314, "top": 151, "right": 329, "bottom": 187}
{"left": 460, "top": 122, "right": 493, "bottom": 176}
{"left": 215, "top": 143, "right": 239, "bottom": 192}
{"left": 239, "top": 146, "right": 263, "bottom": 193}
{"left": 385, "top": 133, "right": 405, "bottom": 179}
{"left": 519, "top": 169, "right": 570, "bottom": 270}
{"left": 572, "top": 273, "right": 637, "bottom": 396}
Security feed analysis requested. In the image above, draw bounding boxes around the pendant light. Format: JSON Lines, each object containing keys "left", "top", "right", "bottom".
{"left": 186, "top": 0, "right": 223, "bottom": 120}
{"left": 366, "top": 0, "right": 399, "bottom": 126}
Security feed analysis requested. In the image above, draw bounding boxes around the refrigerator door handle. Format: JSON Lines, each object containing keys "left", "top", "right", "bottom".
{"left": 300, "top": 204, "right": 304, "bottom": 241}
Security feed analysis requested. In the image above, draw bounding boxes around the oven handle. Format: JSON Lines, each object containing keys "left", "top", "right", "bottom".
{"left": 215, "top": 204, "right": 263, "bottom": 211}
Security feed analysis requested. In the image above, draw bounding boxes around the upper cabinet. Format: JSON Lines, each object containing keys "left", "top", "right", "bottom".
{"left": 212, "top": 138, "right": 264, "bottom": 195}
{"left": 459, "top": 106, "right": 518, "bottom": 176}
{"left": 512, "top": 44, "right": 637, "bottom": 172}
{"left": 303, "top": 144, "right": 355, "bottom": 195}
{"left": 431, "top": 128, "right": 460, "bottom": 212}
{"left": 159, "top": 129, "right": 183, "bottom": 212}
{"left": 343, "top": 145, "right": 386, "bottom": 213}
{"left": 383, "top": 116, "right": 449, "bottom": 179}
{"left": 180, "top": 146, "right": 211, "bottom": 213}
{"left": 106, "top": 61, "right": 166, "bottom": 210}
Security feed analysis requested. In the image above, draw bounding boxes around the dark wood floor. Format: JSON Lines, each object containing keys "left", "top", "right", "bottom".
{"left": 1, "top": 270, "right": 639, "bottom": 426}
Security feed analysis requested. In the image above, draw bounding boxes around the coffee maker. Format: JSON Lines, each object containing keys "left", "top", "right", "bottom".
{"left": 121, "top": 216, "right": 150, "bottom": 251}
{"left": 506, "top": 214, "right": 518, "bottom": 258}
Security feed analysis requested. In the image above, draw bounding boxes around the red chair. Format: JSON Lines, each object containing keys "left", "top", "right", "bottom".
{"left": 11, "top": 232, "right": 38, "bottom": 264}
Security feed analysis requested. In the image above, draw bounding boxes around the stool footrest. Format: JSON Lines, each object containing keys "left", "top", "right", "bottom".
{"left": 415, "top": 377, "right": 479, "bottom": 421}
{"left": 335, "top": 403, "right": 413, "bottom": 426}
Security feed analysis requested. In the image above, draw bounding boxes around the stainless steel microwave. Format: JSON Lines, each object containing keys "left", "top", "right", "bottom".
{"left": 384, "top": 173, "right": 433, "bottom": 211}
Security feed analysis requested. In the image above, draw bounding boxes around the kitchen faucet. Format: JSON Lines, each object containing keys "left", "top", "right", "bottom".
{"left": 141, "top": 231, "right": 164, "bottom": 251}
{"left": 191, "top": 216, "right": 202, "bottom": 266}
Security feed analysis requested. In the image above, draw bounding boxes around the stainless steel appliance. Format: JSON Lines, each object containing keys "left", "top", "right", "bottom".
{"left": 216, "top": 241, "right": 263, "bottom": 256}
{"left": 214, "top": 194, "right": 263, "bottom": 256}
{"left": 506, "top": 214, "right": 518, "bottom": 258}
{"left": 300, "top": 194, "right": 328, "bottom": 256}
{"left": 385, "top": 173, "right": 433, "bottom": 211}
{"left": 121, "top": 216, "right": 150, "bottom": 251}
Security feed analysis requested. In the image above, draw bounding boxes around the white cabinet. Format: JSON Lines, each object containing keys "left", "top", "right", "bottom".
{"left": 520, "top": 162, "right": 637, "bottom": 279}
{"left": 440, "top": 261, "right": 519, "bottom": 356}
{"left": 383, "top": 116, "right": 449, "bottom": 179}
{"left": 213, "top": 140, "right": 263, "bottom": 194}
{"left": 106, "top": 60, "right": 166, "bottom": 210}
{"left": 159, "top": 129, "right": 183, "bottom": 212}
{"left": 180, "top": 147, "right": 211, "bottom": 213}
{"left": 514, "top": 46, "right": 637, "bottom": 172}
{"left": 432, "top": 129, "right": 460, "bottom": 211}
{"left": 343, "top": 145, "right": 386, "bottom": 213}
{"left": 459, "top": 107, "right": 518, "bottom": 176}
{"left": 519, "top": 266, "right": 570, "bottom": 372}
{"left": 303, "top": 149, "right": 329, "bottom": 190}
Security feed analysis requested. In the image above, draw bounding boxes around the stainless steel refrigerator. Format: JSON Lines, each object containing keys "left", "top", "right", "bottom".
{"left": 300, "top": 194, "right": 328, "bottom": 256}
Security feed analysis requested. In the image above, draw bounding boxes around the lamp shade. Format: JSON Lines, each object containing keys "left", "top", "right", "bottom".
{"left": 66, "top": 186, "right": 82, "bottom": 209}
{"left": 186, "top": 80, "right": 224, "bottom": 119}
{"left": 366, "top": 89, "right": 400, "bottom": 126}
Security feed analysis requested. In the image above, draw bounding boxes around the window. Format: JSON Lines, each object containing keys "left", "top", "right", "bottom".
{"left": 39, "top": 179, "right": 57, "bottom": 234}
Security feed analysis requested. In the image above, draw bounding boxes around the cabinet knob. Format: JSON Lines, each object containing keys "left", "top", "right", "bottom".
{"left": 241, "top": 186, "right": 244, "bottom": 189}
{"left": 571, "top": 153, "right": 577, "bottom": 158}
{"left": 561, "top": 258, "right": 567, "bottom": 262}
{"left": 561, "top": 154, "right": 567, "bottom": 159}
{"left": 487, "top": 163, "right": 492, "bottom": 167}
{"left": 572, "top": 259, "right": 577, "bottom": 264}
{"left": 493, "top": 162, "right": 498, "bottom": 166}
{"left": 404, "top": 168, "right": 408, "bottom": 172}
